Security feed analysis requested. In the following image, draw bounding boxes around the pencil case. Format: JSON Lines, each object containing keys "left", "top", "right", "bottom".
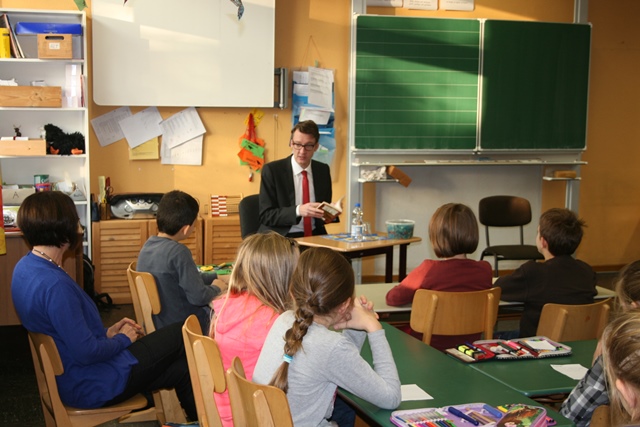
{"left": 473, "top": 336, "right": 572, "bottom": 360}
{"left": 390, "top": 402, "right": 548, "bottom": 427}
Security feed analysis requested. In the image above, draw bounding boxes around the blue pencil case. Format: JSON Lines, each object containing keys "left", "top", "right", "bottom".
{"left": 15, "top": 22, "right": 82, "bottom": 35}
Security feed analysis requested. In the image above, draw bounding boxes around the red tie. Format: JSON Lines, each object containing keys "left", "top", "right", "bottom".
{"left": 301, "top": 170, "right": 312, "bottom": 237}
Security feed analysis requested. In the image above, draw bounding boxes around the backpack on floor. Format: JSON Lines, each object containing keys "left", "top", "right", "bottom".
{"left": 82, "top": 254, "right": 114, "bottom": 310}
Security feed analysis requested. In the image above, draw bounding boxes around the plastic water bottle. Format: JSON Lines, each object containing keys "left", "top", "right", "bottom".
{"left": 351, "top": 203, "right": 364, "bottom": 241}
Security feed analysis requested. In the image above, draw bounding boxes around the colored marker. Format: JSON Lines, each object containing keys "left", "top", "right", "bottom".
{"left": 498, "top": 341, "right": 518, "bottom": 355}
{"left": 448, "top": 407, "right": 479, "bottom": 426}
{"left": 482, "top": 404, "right": 504, "bottom": 418}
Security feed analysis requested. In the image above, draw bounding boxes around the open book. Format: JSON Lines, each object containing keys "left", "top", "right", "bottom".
{"left": 317, "top": 196, "right": 344, "bottom": 222}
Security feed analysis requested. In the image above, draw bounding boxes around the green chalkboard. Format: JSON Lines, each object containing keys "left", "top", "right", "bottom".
{"left": 354, "top": 16, "right": 591, "bottom": 151}
{"left": 480, "top": 21, "right": 591, "bottom": 150}
{"left": 355, "top": 16, "right": 481, "bottom": 150}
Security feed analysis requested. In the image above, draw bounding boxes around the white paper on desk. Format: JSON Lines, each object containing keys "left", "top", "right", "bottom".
{"left": 308, "top": 67, "right": 334, "bottom": 110}
{"left": 90, "top": 106, "right": 132, "bottom": 147}
{"left": 160, "top": 107, "right": 206, "bottom": 149}
{"left": 551, "top": 364, "right": 589, "bottom": 380}
{"left": 161, "top": 134, "right": 203, "bottom": 166}
{"left": 524, "top": 339, "right": 557, "bottom": 351}
{"left": 401, "top": 384, "right": 433, "bottom": 401}
{"left": 119, "top": 107, "right": 163, "bottom": 148}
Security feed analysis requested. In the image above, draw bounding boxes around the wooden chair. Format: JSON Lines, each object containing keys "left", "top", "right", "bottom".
{"left": 478, "top": 195, "right": 544, "bottom": 277}
{"left": 181, "top": 314, "right": 226, "bottom": 427}
{"left": 123, "top": 261, "right": 187, "bottom": 424}
{"left": 590, "top": 404, "right": 610, "bottom": 427}
{"left": 536, "top": 298, "right": 612, "bottom": 342}
{"left": 226, "top": 357, "right": 293, "bottom": 427}
{"left": 28, "top": 331, "right": 147, "bottom": 427}
{"left": 410, "top": 287, "right": 502, "bottom": 345}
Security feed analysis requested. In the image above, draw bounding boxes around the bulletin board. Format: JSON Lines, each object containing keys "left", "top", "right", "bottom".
{"left": 92, "top": 0, "right": 275, "bottom": 107}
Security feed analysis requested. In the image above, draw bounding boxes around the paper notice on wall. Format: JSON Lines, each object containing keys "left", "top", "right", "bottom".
{"left": 90, "top": 106, "right": 132, "bottom": 146}
{"left": 160, "top": 107, "right": 206, "bottom": 149}
{"left": 405, "top": 0, "right": 437, "bottom": 10}
{"left": 119, "top": 106, "right": 163, "bottom": 148}
{"left": 161, "top": 134, "right": 203, "bottom": 166}
{"left": 367, "top": 0, "right": 403, "bottom": 6}
{"left": 441, "top": 0, "right": 474, "bottom": 11}
{"left": 129, "top": 137, "right": 159, "bottom": 160}
{"left": 308, "top": 67, "right": 334, "bottom": 110}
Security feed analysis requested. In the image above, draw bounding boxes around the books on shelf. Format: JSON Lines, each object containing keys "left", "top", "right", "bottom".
{"left": 1, "top": 13, "right": 24, "bottom": 58}
{"left": 446, "top": 336, "right": 572, "bottom": 363}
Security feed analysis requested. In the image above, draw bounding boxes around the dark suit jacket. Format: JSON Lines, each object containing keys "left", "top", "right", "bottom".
{"left": 258, "top": 155, "right": 332, "bottom": 236}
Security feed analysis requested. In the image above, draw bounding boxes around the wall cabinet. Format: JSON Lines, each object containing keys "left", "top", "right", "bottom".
{"left": 0, "top": 8, "right": 91, "bottom": 254}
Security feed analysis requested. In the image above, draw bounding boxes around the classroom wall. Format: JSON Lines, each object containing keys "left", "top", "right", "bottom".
{"left": 3, "top": 0, "right": 639, "bottom": 270}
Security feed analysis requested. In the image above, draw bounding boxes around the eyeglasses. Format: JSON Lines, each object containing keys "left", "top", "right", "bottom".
{"left": 291, "top": 142, "right": 317, "bottom": 152}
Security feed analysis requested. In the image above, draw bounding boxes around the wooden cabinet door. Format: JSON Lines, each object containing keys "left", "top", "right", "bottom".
{"left": 204, "top": 216, "right": 242, "bottom": 265}
{"left": 92, "top": 220, "right": 149, "bottom": 304}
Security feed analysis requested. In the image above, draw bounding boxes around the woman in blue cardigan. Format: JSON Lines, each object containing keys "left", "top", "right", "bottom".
{"left": 11, "top": 191, "right": 196, "bottom": 419}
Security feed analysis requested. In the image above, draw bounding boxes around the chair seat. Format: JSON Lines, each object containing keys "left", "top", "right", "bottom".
{"left": 481, "top": 244, "right": 543, "bottom": 261}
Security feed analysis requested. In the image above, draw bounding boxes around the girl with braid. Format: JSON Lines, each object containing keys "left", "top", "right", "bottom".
{"left": 253, "top": 247, "right": 401, "bottom": 427}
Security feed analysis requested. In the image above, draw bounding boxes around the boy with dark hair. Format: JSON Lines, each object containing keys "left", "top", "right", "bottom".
{"left": 496, "top": 208, "right": 597, "bottom": 337}
{"left": 137, "top": 190, "right": 227, "bottom": 332}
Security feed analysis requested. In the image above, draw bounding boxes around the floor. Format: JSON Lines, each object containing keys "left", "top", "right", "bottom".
{"left": 0, "top": 271, "right": 619, "bottom": 426}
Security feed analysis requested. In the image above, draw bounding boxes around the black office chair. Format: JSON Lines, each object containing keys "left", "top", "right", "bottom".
{"left": 238, "top": 194, "right": 260, "bottom": 239}
{"left": 478, "top": 195, "right": 544, "bottom": 277}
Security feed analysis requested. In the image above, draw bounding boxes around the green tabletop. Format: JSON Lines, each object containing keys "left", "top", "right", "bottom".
{"left": 467, "top": 339, "right": 597, "bottom": 397}
{"left": 339, "top": 324, "right": 574, "bottom": 427}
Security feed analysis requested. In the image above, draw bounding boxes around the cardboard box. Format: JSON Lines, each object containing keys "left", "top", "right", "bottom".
{"left": 2, "top": 187, "right": 36, "bottom": 205}
{"left": 0, "top": 139, "right": 47, "bottom": 156}
{"left": 37, "top": 34, "right": 72, "bottom": 59}
{"left": 0, "top": 86, "right": 62, "bottom": 107}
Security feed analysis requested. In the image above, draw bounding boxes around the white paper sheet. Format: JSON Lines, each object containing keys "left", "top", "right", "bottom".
{"left": 401, "top": 384, "right": 434, "bottom": 401}
{"left": 161, "top": 135, "right": 203, "bottom": 166}
{"left": 90, "top": 106, "right": 132, "bottom": 147}
{"left": 119, "top": 107, "right": 163, "bottom": 148}
{"left": 300, "top": 107, "right": 332, "bottom": 125}
{"left": 550, "top": 364, "right": 589, "bottom": 380}
{"left": 160, "top": 107, "right": 206, "bottom": 149}
{"left": 308, "top": 67, "right": 334, "bottom": 110}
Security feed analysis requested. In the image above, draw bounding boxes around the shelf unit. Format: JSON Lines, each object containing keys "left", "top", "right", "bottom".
{"left": 0, "top": 8, "right": 90, "bottom": 255}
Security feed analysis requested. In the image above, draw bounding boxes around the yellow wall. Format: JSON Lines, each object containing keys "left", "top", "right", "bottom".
{"left": 3, "top": 0, "right": 639, "bottom": 268}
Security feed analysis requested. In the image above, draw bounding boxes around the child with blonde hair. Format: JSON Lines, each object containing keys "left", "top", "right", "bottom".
{"left": 210, "top": 231, "right": 299, "bottom": 426}
{"left": 561, "top": 260, "right": 640, "bottom": 426}
{"left": 253, "top": 247, "right": 401, "bottom": 427}
{"left": 601, "top": 309, "right": 640, "bottom": 425}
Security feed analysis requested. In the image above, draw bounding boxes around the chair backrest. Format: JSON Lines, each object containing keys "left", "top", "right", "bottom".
{"left": 590, "top": 405, "right": 610, "bottom": 427}
{"left": 130, "top": 268, "right": 162, "bottom": 335}
{"left": 226, "top": 356, "right": 293, "bottom": 427}
{"left": 182, "top": 315, "right": 226, "bottom": 427}
{"left": 28, "top": 331, "right": 146, "bottom": 426}
{"left": 239, "top": 194, "right": 260, "bottom": 239}
{"left": 409, "top": 287, "right": 502, "bottom": 345}
{"left": 536, "top": 298, "right": 612, "bottom": 342}
{"left": 478, "top": 195, "right": 533, "bottom": 246}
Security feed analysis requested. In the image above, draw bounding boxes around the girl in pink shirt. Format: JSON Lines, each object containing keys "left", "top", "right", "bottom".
{"left": 210, "top": 232, "right": 299, "bottom": 426}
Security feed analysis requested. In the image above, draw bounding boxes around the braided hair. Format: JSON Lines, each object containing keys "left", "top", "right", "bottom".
{"left": 269, "top": 247, "right": 354, "bottom": 392}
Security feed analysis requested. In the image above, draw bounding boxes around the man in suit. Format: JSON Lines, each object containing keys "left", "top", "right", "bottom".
{"left": 258, "top": 120, "right": 333, "bottom": 237}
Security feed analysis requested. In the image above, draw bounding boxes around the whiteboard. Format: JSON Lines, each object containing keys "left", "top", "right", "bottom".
{"left": 92, "top": 0, "right": 275, "bottom": 107}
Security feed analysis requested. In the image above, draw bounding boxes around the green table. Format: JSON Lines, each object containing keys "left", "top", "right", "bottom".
{"left": 467, "top": 339, "right": 597, "bottom": 397}
{"left": 338, "top": 324, "right": 573, "bottom": 427}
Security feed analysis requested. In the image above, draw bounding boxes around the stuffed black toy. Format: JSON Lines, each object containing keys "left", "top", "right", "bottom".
{"left": 45, "top": 123, "right": 85, "bottom": 155}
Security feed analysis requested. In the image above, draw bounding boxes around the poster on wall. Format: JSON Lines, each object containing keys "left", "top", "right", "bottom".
{"left": 441, "top": 0, "right": 474, "bottom": 11}
{"left": 405, "top": 0, "right": 437, "bottom": 10}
